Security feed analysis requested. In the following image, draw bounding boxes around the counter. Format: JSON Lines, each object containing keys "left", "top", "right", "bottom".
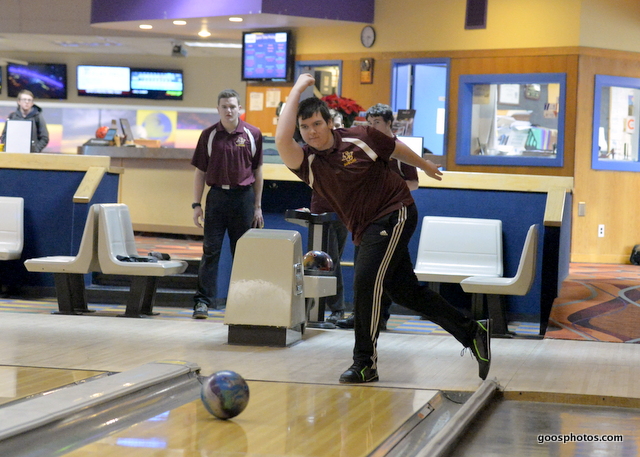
{"left": 5, "top": 149, "right": 574, "bottom": 327}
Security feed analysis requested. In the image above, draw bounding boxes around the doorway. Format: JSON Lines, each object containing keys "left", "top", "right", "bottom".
{"left": 391, "top": 59, "right": 449, "bottom": 158}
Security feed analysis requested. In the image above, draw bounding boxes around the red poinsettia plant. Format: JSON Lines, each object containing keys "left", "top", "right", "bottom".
{"left": 321, "top": 94, "right": 364, "bottom": 128}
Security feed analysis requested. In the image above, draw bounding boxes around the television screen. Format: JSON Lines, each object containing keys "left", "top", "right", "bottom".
{"left": 77, "top": 65, "right": 131, "bottom": 97}
{"left": 397, "top": 136, "right": 424, "bottom": 157}
{"left": 242, "top": 31, "right": 293, "bottom": 82}
{"left": 120, "top": 118, "right": 135, "bottom": 143}
{"left": 130, "top": 68, "right": 183, "bottom": 100}
{"left": 7, "top": 63, "right": 67, "bottom": 99}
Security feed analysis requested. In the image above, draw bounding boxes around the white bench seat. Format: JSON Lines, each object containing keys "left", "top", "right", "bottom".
{"left": 25, "top": 205, "right": 100, "bottom": 314}
{"left": 414, "top": 216, "right": 503, "bottom": 284}
{"left": 413, "top": 216, "right": 504, "bottom": 328}
{"left": 461, "top": 224, "right": 539, "bottom": 336}
{"left": 0, "top": 197, "right": 24, "bottom": 261}
{"left": 98, "top": 204, "right": 187, "bottom": 317}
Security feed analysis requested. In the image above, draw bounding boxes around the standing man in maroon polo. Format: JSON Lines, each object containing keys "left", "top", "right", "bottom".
{"left": 191, "top": 89, "right": 264, "bottom": 318}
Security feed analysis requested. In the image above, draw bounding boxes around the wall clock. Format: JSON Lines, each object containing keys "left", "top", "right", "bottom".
{"left": 360, "top": 26, "right": 376, "bottom": 48}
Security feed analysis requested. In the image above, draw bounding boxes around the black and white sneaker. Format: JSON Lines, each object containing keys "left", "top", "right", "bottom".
{"left": 339, "top": 364, "right": 379, "bottom": 383}
{"left": 469, "top": 319, "right": 492, "bottom": 380}
{"left": 326, "top": 310, "right": 345, "bottom": 324}
{"left": 192, "top": 302, "right": 209, "bottom": 319}
{"left": 336, "top": 314, "right": 355, "bottom": 329}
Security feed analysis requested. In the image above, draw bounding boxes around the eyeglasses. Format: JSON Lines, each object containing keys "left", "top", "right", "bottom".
{"left": 18, "top": 98, "right": 34, "bottom": 103}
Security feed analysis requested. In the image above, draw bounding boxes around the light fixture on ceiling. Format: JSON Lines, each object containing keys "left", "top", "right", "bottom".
{"left": 198, "top": 29, "right": 211, "bottom": 38}
{"left": 139, "top": 24, "right": 153, "bottom": 30}
{"left": 173, "top": 20, "right": 187, "bottom": 25}
{"left": 54, "top": 39, "right": 122, "bottom": 48}
{"left": 229, "top": 17, "right": 243, "bottom": 22}
{"left": 184, "top": 41, "right": 242, "bottom": 49}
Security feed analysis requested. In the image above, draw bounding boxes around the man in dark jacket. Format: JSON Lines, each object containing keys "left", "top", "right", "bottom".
{"left": 1, "top": 89, "right": 49, "bottom": 152}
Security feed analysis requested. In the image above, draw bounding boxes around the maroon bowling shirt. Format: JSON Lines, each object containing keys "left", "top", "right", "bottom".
{"left": 310, "top": 158, "right": 418, "bottom": 213}
{"left": 191, "top": 120, "right": 263, "bottom": 187}
{"left": 291, "top": 126, "right": 414, "bottom": 245}
{"left": 391, "top": 159, "right": 419, "bottom": 182}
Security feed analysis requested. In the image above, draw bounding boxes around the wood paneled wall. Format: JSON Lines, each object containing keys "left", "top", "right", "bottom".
{"left": 244, "top": 46, "right": 640, "bottom": 263}
{"left": 243, "top": 84, "right": 293, "bottom": 137}
{"left": 446, "top": 51, "right": 579, "bottom": 177}
{"left": 572, "top": 51, "right": 640, "bottom": 263}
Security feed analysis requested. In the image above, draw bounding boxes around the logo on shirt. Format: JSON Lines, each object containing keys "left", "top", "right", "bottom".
{"left": 342, "top": 151, "right": 356, "bottom": 166}
{"left": 235, "top": 137, "right": 247, "bottom": 148}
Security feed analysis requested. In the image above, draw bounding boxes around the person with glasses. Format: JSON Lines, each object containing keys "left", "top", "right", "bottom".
{"left": 0, "top": 89, "right": 49, "bottom": 153}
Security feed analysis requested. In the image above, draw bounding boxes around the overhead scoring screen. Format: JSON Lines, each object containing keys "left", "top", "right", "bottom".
{"left": 130, "top": 68, "right": 183, "bottom": 100}
{"left": 242, "top": 31, "right": 291, "bottom": 81}
{"left": 77, "top": 65, "right": 131, "bottom": 97}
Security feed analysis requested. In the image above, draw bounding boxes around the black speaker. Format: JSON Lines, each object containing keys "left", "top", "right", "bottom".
{"left": 172, "top": 44, "right": 187, "bottom": 57}
{"left": 465, "top": 0, "right": 488, "bottom": 29}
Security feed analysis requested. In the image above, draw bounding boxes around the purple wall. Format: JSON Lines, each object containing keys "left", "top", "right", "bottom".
{"left": 91, "top": 0, "right": 373, "bottom": 24}
{"left": 262, "top": 0, "right": 373, "bottom": 23}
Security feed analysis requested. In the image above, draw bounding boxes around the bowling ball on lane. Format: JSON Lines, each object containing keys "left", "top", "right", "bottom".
{"left": 201, "top": 370, "right": 250, "bottom": 420}
{"left": 303, "top": 250, "right": 334, "bottom": 272}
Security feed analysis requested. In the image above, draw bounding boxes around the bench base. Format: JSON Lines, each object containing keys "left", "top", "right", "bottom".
{"left": 227, "top": 324, "right": 303, "bottom": 347}
{"left": 51, "top": 273, "right": 161, "bottom": 318}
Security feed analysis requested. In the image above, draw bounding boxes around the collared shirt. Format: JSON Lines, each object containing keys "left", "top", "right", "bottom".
{"left": 291, "top": 126, "right": 414, "bottom": 245}
{"left": 310, "top": 152, "right": 419, "bottom": 214}
{"left": 191, "top": 119, "right": 263, "bottom": 187}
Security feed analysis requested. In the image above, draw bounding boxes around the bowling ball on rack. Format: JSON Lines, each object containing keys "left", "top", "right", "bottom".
{"left": 95, "top": 126, "right": 109, "bottom": 139}
{"left": 200, "top": 370, "right": 250, "bottom": 420}
{"left": 303, "top": 250, "right": 334, "bottom": 272}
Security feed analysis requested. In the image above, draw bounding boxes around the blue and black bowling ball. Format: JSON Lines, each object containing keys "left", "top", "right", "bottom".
{"left": 303, "top": 250, "right": 334, "bottom": 272}
{"left": 201, "top": 370, "right": 250, "bottom": 420}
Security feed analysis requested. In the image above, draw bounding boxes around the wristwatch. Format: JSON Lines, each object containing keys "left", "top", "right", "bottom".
{"left": 192, "top": 202, "right": 201, "bottom": 209}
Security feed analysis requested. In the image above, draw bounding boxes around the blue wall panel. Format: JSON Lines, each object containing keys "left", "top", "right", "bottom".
{"left": 411, "top": 188, "right": 551, "bottom": 320}
{"left": 0, "top": 169, "right": 119, "bottom": 289}
{"left": 172, "top": 177, "right": 567, "bottom": 325}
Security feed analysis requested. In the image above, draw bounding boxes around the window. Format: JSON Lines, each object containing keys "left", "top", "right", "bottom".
{"left": 456, "top": 73, "right": 566, "bottom": 167}
{"left": 295, "top": 61, "right": 342, "bottom": 96}
{"left": 592, "top": 75, "right": 640, "bottom": 171}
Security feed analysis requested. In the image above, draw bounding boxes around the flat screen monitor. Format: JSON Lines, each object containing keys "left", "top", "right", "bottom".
{"left": 77, "top": 65, "right": 131, "bottom": 97}
{"left": 103, "top": 128, "right": 117, "bottom": 141}
{"left": 242, "top": 30, "right": 293, "bottom": 82}
{"left": 120, "top": 118, "right": 135, "bottom": 143}
{"left": 397, "top": 136, "right": 424, "bottom": 157}
{"left": 7, "top": 63, "right": 67, "bottom": 99}
{"left": 130, "top": 68, "right": 183, "bottom": 100}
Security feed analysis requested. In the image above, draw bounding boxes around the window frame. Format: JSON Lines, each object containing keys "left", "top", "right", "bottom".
{"left": 591, "top": 74, "right": 640, "bottom": 172}
{"left": 456, "top": 72, "right": 567, "bottom": 167}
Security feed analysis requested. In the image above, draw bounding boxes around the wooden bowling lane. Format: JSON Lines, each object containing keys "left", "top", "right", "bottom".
{"left": 66, "top": 381, "right": 439, "bottom": 457}
{"left": 0, "top": 366, "right": 107, "bottom": 406}
{"left": 449, "top": 397, "right": 640, "bottom": 456}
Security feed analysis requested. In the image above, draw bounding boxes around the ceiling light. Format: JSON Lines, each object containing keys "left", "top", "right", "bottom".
{"left": 229, "top": 17, "right": 243, "bottom": 22}
{"left": 139, "top": 24, "right": 153, "bottom": 30}
{"left": 173, "top": 20, "right": 187, "bottom": 25}
{"left": 184, "top": 41, "right": 242, "bottom": 48}
{"left": 54, "top": 40, "right": 122, "bottom": 47}
{"left": 198, "top": 29, "right": 211, "bottom": 38}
